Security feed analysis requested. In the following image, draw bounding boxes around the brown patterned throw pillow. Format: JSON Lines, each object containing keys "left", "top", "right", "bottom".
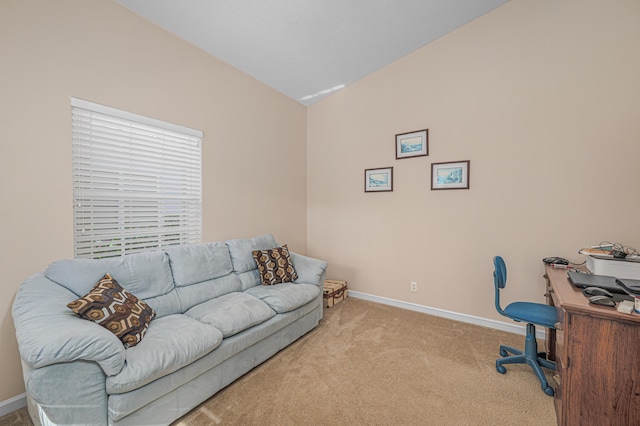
{"left": 67, "top": 273, "right": 156, "bottom": 348}
{"left": 252, "top": 245, "right": 298, "bottom": 286}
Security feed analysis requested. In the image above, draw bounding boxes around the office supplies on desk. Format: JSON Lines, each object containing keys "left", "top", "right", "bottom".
{"left": 614, "top": 278, "right": 640, "bottom": 296}
{"left": 579, "top": 247, "right": 613, "bottom": 256}
{"left": 543, "top": 256, "right": 569, "bottom": 265}
{"left": 582, "top": 286, "right": 630, "bottom": 303}
{"left": 566, "top": 271, "right": 640, "bottom": 294}
{"left": 587, "top": 295, "right": 616, "bottom": 307}
{"left": 617, "top": 300, "right": 635, "bottom": 314}
{"left": 584, "top": 254, "right": 640, "bottom": 280}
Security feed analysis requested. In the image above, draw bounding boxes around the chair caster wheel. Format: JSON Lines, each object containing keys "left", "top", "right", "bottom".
{"left": 543, "top": 386, "right": 554, "bottom": 396}
{"left": 496, "top": 363, "right": 506, "bottom": 374}
{"left": 499, "top": 349, "right": 508, "bottom": 357}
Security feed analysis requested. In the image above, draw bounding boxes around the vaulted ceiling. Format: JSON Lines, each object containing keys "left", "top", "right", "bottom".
{"left": 114, "top": 0, "right": 510, "bottom": 106}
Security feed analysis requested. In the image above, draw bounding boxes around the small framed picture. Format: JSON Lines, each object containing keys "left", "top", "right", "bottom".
{"left": 396, "top": 129, "right": 428, "bottom": 159}
{"left": 431, "top": 160, "right": 470, "bottom": 190}
{"left": 365, "top": 167, "right": 393, "bottom": 192}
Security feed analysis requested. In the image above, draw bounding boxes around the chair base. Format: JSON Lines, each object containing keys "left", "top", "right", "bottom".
{"left": 496, "top": 323, "right": 555, "bottom": 396}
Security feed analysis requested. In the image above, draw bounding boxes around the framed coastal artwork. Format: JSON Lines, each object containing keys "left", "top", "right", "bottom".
{"left": 364, "top": 167, "right": 393, "bottom": 192}
{"left": 431, "top": 160, "right": 470, "bottom": 190}
{"left": 395, "top": 129, "right": 428, "bottom": 159}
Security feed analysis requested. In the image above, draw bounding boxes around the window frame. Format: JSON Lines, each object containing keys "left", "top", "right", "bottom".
{"left": 71, "top": 97, "right": 203, "bottom": 259}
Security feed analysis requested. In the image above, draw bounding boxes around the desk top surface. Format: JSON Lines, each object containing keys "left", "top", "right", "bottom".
{"left": 545, "top": 264, "right": 640, "bottom": 324}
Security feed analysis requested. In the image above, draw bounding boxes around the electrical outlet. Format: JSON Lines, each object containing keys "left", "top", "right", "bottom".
{"left": 410, "top": 281, "right": 417, "bottom": 292}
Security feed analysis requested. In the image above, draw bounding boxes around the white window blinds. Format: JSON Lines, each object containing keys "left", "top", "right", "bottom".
{"left": 71, "top": 98, "right": 203, "bottom": 259}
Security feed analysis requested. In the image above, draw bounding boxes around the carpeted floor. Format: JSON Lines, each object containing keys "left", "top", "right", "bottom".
{"left": 1, "top": 297, "right": 557, "bottom": 425}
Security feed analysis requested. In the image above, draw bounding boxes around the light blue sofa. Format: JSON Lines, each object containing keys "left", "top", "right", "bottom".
{"left": 12, "top": 234, "right": 327, "bottom": 425}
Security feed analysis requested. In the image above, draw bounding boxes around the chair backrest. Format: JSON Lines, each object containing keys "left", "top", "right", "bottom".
{"left": 493, "top": 256, "right": 507, "bottom": 316}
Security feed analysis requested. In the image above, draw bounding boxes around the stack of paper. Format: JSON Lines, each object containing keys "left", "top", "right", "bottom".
{"left": 579, "top": 247, "right": 613, "bottom": 258}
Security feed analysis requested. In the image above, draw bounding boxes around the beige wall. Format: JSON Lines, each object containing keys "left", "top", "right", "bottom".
{"left": 0, "top": 0, "right": 307, "bottom": 401}
{"left": 3, "top": 0, "right": 640, "bottom": 408}
{"left": 307, "top": 0, "right": 640, "bottom": 319}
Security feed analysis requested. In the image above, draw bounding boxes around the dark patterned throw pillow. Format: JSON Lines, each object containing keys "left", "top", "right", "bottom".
{"left": 252, "top": 244, "right": 298, "bottom": 286}
{"left": 67, "top": 273, "right": 156, "bottom": 348}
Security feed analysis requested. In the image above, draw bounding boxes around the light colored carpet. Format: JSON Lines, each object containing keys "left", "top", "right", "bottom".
{"left": 1, "top": 298, "right": 557, "bottom": 425}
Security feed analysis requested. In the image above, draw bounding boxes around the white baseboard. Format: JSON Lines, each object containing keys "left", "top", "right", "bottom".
{"left": 348, "top": 291, "right": 547, "bottom": 340}
{"left": 0, "top": 392, "right": 26, "bottom": 417}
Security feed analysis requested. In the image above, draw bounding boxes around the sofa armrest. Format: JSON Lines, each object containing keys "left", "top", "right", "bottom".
{"left": 290, "top": 252, "right": 328, "bottom": 287}
{"left": 12, "top": 273, "right": 125, "bottom": 376}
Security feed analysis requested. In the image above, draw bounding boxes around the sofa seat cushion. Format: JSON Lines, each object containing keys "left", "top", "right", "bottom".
{"left": 244, "top": 283, "right": 321, "bottom": 313}
{"left": 106, "top": 314, "right": 223, "bottom": 394}
{"left": 185, "top": 292, "right": 275, "bottom": 338}
{"left": 107, "top": 301, "right": 321, "bottom": 422}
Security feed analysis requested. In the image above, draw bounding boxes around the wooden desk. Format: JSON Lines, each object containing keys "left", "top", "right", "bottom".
{"left": 544, "top": 265, "right": 640, "bottom": 426}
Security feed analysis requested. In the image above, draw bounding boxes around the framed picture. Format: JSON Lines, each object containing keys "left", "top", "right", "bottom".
{"left": 431, "top": 160, "right": 470, "bottom": 190}
{"left": 365, "top": 167, "right": 393, "bottom": 192}
{"left": 396, "top": 129, "right": 428, "bottom": 159}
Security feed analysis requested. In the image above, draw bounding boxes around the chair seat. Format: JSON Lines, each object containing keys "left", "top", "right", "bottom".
{"left": 503, "top": 302, "right": 557, "bottom": 328}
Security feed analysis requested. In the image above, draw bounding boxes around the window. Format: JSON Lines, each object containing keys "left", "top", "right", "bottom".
{"left": 71, "top": 98, "right": 202, "bottom": 259}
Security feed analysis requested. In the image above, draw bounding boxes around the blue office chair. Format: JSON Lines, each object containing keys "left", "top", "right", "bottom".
{"left": 493, "top": 256, "right": 557, "bottom": 396}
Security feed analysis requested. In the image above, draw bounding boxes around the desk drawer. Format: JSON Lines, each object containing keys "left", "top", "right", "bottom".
{"left": 549, "top": 284, "right": 566, "bottom": 420}
{"left": 554, "top": 311, "right": 566, "bottom": 363}
{"left": 545, "top": 275, "right": 565, "bottom": 363}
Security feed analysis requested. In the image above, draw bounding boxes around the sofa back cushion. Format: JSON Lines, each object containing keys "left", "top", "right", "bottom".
{"left": 45, "top": 250, "right": 180, "bottom": 318}
{"left": 226, "top": 234, "right": 278, "bottom": 290}
{"left": 165, "top": 242, "right": 233, "bottom": 285}
{"left": 165, "top": 242, "right": 242, "bottom": 311}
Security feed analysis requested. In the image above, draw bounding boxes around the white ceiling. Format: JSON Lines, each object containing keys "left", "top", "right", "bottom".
{"left": 113, "top": 0, "right": 510, "bottom": 106}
